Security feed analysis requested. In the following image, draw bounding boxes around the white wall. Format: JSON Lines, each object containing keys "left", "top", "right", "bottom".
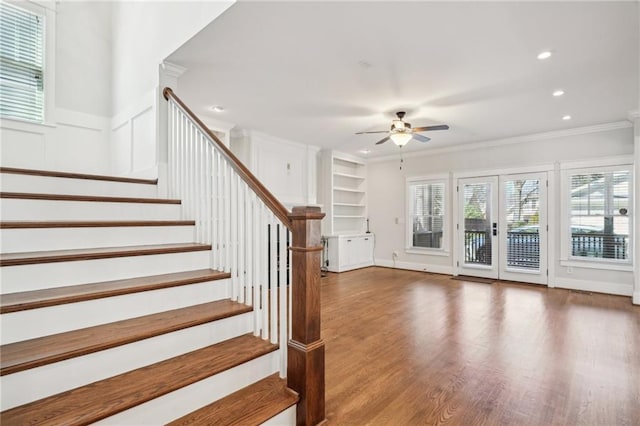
{"left": 109, "top": 1, "right": 234, "bottom": 177}
{"left": 0, "top": 1, "right": 112, "bottom": 174}
{"left": 368, "top": 124, "right": 635, "bottom": 295}
{"left": 247, "top": 131, "right": 319, "bottom": 208}
{"left": 56, "top": 1, "right": 112, "bottom": 117}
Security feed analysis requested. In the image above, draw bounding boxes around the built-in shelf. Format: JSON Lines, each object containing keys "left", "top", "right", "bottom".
{"left": 333, "top": 187, "right": 365, "bottom": 193}
{"left": 321, "top": 150, "right": 367, "bottom": 236}
{"left": 333, "top": 172, "right": 365, "bottom": 180}
{"left": 333, "top": 156, "right": 365, "bottom": 166}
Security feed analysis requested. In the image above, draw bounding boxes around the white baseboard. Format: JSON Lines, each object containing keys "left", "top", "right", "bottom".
{"left": 553, "top": 277, "right": 633, "bottom": 297}
{"left": 633, "top": 291, "right": 640, "bottom": 305}
{"left": 375, "top": 258, "right": 453, "bottom": 275}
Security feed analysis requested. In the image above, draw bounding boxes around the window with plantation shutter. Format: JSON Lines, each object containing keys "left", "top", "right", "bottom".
{"left": 0, "top": 1, "right": 44, "bottom": 122}
{"left": 568, "top": 168, "right": 631, "bottom": 262}
{"left": 408, "top": 179, "right": 446, "bottom": 250}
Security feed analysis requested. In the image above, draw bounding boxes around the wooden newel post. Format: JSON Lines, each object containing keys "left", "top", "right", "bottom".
{"left": 288, "top": 206, "right": 326, "bottom": 426}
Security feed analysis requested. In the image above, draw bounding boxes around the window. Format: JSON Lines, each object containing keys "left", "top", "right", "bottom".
{"left": 563, "top": 165, "right": 632, "bottom": 264}
{"left": 407, "top": 178, "right": 447, "bottom": 252}
{"left": 0, "top": 1, "right": 45, "bottom": 122}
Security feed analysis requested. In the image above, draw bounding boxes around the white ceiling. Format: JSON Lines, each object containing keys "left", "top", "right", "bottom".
{"left": 167, "top": 1, "right": 639, "bottom": 158}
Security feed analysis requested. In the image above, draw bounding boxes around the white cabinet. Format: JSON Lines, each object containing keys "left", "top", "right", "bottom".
{"left": 326, "top": 234, "right": 374, "bottom": 272}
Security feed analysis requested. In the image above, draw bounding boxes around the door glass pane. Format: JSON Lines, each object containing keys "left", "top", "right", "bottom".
{"left": 505, "top": 179, "right": 540, "bottom": 270}
{"left": 463, "top": 183, "right": 492, "bottom": 265}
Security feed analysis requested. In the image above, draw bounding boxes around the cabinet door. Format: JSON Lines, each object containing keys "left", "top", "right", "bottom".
{"left": 361, "top": 235, "right": 374, "bottom": 265}
{"left": 338, "top": 237, "right": 354, "bottom": 267}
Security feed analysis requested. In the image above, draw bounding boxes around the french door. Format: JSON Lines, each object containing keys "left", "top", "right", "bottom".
{"left": 457, "top": 173, "right": 548, "bottom": 285}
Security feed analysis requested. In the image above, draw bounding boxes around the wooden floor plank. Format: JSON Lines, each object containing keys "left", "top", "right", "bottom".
{"left": 168, "top": 373, "right": 298, "bottom": 426}
{"left": 0, "top": 220, "right": 195, "bottom": 229}
{"left": 0, "top": 192, "right": 180, "bottom": 204}
{"left": 321, "top": 267, "right": 640, "bottom": 425}
{"left": 0, "top": 243, "right": 211, "bottom": 267}
{"left": 0, "top": 167, "right": 158, "bottom": 185}
{"left": 0, "top": 299, "right": 251, "bottom": 376}
{"left": 0, "top": 269, "right": 229, "bottom": 313}
{"left": 0, "top": 334, "right": 277, "bottom": 426}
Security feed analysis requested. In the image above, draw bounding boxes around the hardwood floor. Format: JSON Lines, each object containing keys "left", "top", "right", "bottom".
{"left": 322, "top": 267, "right": 640, "bottom": 425}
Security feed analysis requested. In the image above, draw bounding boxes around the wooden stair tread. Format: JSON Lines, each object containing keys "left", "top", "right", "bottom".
{"left": 0, "top": 299, "right": 252, "bottom": 376}
{"left": 0, "top": 243, "right": 211, "bottom": 267}
{"left": 0, "top": 269, "right": 229, "bottom": 314}
{"left": 0, "top": 220, "right": 195, "bottom": 229}
{"left": 0, "top": 166, "right": 158, "bottom": 185}
{"left": 168, "top": 373, "right": 298, "bottom": 426}
{"left": 0, "top": 334, "right": 277, "bottom": 425}
{"left": 0, "top": 192, "right": 181, "bottom": 204}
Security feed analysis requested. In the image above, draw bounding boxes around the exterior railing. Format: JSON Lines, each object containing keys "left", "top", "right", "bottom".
{"left": 163, "top": 88, "right": 325, "bottom": 425}
{"left": 463, "top": 230, "right": 627, "bottom": 267}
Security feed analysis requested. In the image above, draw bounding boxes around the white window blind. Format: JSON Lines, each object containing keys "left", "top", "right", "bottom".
{"left": 569, "top": 170, "right": 630, "bottom": 260}
{"left": 410, "top": 181, "right": 445, "bottom": 249}
{"left": 0, "top": 1, "right": 44, "bottom": 122}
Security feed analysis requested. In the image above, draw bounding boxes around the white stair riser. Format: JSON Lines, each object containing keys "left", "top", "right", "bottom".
{"left": 0, "top": 199, "right": 182, "bottom": 221}
{"left": 0, "top": 314, "right": 254, "bottom": 410}
{"left": 0, "top": 250, "right": 212, "bottom": 293}
{"left": 1, "top": 226, "right": 195, "bottom": 253}
{"left": 261, "top": 405, "right": 296, "bottom": 426}
{"left": 1, "top": 279, "right": 230, "bottom": 344}
{"left": 94, "top": 351, "right": 279, "bottom": 425}
{"left": 0, "top": 174, "right": 158, "bottom": 198}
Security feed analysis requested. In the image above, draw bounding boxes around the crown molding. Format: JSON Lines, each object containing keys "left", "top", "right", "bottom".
{"left": 161, "top": 62, "right": 188, "bottom": 79}
{"left": 367, "top": 121, "right": 633, "bottom": 163}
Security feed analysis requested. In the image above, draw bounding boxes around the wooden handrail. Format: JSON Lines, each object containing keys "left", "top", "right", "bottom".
{"left": 163, "top": 87, "right": 292, "bottom": 229}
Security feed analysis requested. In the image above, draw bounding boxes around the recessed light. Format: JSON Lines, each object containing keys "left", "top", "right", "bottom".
{"left": 211, "top": 106, "right": 225, "bottom": 113}
{"left": 562, "top": 115, "right": 572, "bottom": 121}
{"left": 553, "top": 90, "right": 565, "bottom": 97}
{"left": 537, "top": 51, "right": 552, "bottom": 60}
{"left": 359, "top": 149, "right": 371, "bottom": 154}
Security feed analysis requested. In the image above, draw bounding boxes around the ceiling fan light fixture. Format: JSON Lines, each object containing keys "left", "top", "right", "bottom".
{"left": 390, "top": 132, "right": 413, "bottom": 147}
{"left": 391, "top": 119, "right": 405, "bottom": 131}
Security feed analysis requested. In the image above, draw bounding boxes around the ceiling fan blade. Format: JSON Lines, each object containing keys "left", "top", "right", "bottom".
{"left": 355, "top": 130, "right": 389, "bottom": 135}
{"left": 413, "top": 134, "right": 431, "bottom": 143}
{"left": 412, "top": 124, "right": 450, "bottom": 132}
{"left": 375, "top": 136, "right": 390, "bottom": 145}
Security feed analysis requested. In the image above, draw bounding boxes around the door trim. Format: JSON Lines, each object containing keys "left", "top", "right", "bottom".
{"left": 453, "top": 168, "right": 556, "bottom": 286}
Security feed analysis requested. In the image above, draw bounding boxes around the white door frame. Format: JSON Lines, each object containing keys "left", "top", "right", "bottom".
{"left": 453, "top": 164, "right": 555, "bottom": 285}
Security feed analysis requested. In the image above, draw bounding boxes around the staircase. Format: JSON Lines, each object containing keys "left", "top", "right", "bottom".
{"left": 0, "top": 167, "right": 299, "bottom": 425}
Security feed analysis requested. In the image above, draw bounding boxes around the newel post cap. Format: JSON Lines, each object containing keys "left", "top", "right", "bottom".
{"left": 289, "top": 206, "right": 325, "bottom": 220}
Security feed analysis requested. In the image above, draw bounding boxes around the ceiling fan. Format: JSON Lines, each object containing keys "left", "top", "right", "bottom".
{"left": 356, "top": 111, "right": 449, "bottom": 147}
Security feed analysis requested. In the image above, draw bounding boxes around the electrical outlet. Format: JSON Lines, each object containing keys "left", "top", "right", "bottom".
{"left": 567, "top": 266, "right": 573, "bottom": 274}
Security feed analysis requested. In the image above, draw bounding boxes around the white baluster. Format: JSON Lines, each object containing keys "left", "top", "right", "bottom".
{"left": 238, "top": 178, "right": 246, "bottom": 304}
{"left": 230, "top": 169, "right": 238, "bottom": 301}
{"left": 245, "top": 189, "right": 253, "bottom": 307}
{"left": 224, "top": 161, "right": 231, "bottom": 273}
{"left": 167, "top": 103, "right": 173, "bottom": 198}
{"left": 253, "top": 194, "right": 261, "bottom": 336}
{"left": 270, "top": 214, "right": 278, "bottom": 344}
{"left": 261, "top": 204, "right": 269, "bottom": 341}
{"left": 279, "top": 222, "right": 288, "bottom": 376}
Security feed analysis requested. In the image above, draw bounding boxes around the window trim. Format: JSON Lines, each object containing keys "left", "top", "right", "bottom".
{"left": 406, "top": 174, "right": 450, "bottom": 255}
{"left": 560, "top": 162, "right": 633, "bottom": 269}
{"left": 0, "top": 0, "right": 55, "bottom": 125}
